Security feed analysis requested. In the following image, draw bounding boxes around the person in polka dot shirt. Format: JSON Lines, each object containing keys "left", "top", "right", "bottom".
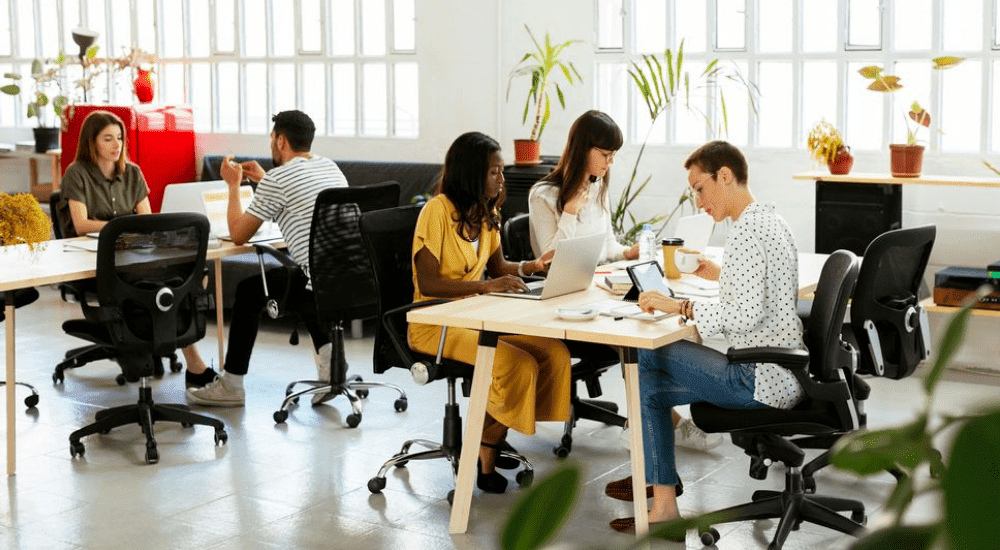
{"left": 610, "top": 140, "right": 807, "bottom": 534}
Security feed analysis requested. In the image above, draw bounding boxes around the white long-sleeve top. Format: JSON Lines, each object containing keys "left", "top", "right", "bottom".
{"left": 528, "top": 179, "right": 628, "bottom": 263}
{"left": 692, "top": 202, "right": 806, "bottom": 410}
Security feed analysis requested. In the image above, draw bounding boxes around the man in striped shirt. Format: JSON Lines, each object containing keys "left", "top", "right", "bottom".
{"left": 188, "top": 110, "right": 347, "bottom": 407}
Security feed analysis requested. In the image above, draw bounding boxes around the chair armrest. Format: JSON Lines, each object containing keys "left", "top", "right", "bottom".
{"left": 381, "top": 299, "right": 452, "bottom": 373}
{"left": 253, "top": 243, "right": 298, "bottom": 270}
{"left": 727, "top": 347, "right": 810, "bottom": 369}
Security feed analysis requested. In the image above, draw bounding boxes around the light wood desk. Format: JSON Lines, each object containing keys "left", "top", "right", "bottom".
{"left": 1, "top": 236, "right": 281, "bottom": 475}
{"left": 412, "top": 251, "right": 827, "bottom": 536}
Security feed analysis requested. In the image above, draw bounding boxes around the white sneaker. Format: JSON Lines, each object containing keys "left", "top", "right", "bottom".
{"left": 314, "top": 343, "right": 332, "bottom": 382}
{"left": 675, "top": 417, "right": 724, "bottom": 451}
{"left": 186, "top": 374, "right": 245, "bottom": 407}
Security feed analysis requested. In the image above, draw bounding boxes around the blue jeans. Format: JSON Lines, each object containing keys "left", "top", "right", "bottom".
{"left": 638, "top": 339, "right": 768, "bottom": 486}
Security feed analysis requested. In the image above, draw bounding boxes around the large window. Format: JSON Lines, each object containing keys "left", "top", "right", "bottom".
{"left": 596, "top": 0, "right": 1000, "bottom": 153}
{"left": 0, "top": 0, "right": 419, "bottom": 138}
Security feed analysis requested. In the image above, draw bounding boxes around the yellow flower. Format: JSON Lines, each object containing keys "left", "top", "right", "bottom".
{"left": 0, "top": 192, "right": 52, "bottom": 250}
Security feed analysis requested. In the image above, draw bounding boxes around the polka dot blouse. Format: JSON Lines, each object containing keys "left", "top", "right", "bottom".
{"left": 692, "top": 202, "right": 807, "bottom": 409}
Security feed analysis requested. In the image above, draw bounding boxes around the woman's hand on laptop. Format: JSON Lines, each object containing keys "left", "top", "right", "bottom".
{"left": 530, "top": 249, "right": 556, "bottom": 275}
{"left": 482, "top": 275, "right": 529, "bottom": 295}
{"left": 637, "top": 290, "right": 679, "bottom": 314}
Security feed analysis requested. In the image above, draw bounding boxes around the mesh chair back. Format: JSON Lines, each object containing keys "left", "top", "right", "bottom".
{"left": 502, "top": 213, "right": 533, "bottom": 262}
{"left": 851, "top": 225, "right": 936, "bottom": 379}
{"left": 359, "top": 205, "right": 423, "bottom": 374}
{"left": 803, "top": 250, "right": 859, "bottom": 381}
{"left": 308, "top": 182, "right": 400, "bottom": 323}
{"left": 95, "top": 213, "right": 210, "bottom": 363}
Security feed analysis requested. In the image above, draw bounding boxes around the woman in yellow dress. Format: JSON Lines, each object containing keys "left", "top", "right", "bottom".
{"left": 408, "top": 131, "right": 572, "bottom": 494}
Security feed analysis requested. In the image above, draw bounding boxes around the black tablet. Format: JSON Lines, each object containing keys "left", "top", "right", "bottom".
{"left": 626, "top": 261, "right": 675, "bottom": 297}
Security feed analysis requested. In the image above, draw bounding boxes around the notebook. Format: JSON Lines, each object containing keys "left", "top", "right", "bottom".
{"left": 490, "top": 233, "right": 605, "bottom": 300}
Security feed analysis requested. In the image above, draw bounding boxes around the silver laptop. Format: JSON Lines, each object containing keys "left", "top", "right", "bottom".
{"left": 491, "top": 232, "right": 605, "bottom": 300}
{"left": 160, "top": 181, "right": 282, "bottom": 243}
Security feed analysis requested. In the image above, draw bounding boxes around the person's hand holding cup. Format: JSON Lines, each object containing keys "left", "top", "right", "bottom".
{"left": 674, "top": 247, "right": 703, "bottom": 274}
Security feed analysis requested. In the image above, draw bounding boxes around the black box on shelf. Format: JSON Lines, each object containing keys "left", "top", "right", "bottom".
{"left": 934, "top": 267, "right": 993, "bottom": 290}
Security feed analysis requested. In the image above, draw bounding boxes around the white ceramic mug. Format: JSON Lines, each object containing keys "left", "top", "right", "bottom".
{"left": 674, "top": 247, "right": 702, "bottom": 273}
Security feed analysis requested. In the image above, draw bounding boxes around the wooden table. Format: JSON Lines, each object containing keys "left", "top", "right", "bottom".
{"left": 1, "top": 236, "right": 280, "bottom": 475}
{"left": 412, "top": 251, "right": 828, "bottom": 536}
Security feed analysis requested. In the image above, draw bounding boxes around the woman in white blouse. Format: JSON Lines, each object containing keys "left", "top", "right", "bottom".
{"left": 530, "top": 110, "right": 724, "bottom": 461}
{"left": 528, "top": 110, "right": 639, "bottom": 262}
{"left": 608, "top": 141, "right": 807, "bottom": 535}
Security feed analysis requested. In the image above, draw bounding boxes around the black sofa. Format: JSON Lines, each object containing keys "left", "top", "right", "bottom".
{"left": 200, "top": 155, "right": 441, "bottom": 311}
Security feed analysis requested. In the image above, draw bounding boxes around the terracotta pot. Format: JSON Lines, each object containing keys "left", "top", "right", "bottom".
{"left": 889, "top": 144, "right": 924, "bottom": 178}
{"left": 513, "top": 139, "right": 541, "bottom": 165}
{"left": 827, "top": 146, "right": 854, "bottom": 175}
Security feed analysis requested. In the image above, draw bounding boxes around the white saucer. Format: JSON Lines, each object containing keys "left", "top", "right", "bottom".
{"left": 556, "top": 308, "right": 597, "bottom": 321}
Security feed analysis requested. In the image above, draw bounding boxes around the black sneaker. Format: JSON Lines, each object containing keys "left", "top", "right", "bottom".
{"left": 185, "top": 367, "right": 219, "bottom": 388}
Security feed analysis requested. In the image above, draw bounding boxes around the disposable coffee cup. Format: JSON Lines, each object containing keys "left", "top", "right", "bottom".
{"left": 661, "top": 238, "right": 683, "bottom": 279}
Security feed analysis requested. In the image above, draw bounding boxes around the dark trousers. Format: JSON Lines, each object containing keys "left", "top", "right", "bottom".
{"left": 223, "top": 268, "right": 329, "bottom": 376}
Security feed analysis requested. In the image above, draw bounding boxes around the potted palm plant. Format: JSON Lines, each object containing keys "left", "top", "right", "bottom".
{"left": 859, "top": 57, "right": 964, "bottom": 178}
{"left": 505, "top": 25, "right": 583, "bottom": 165}
{"left": 807, "top": 120, "right": 854, "bottom": 175}
{"left": 1, "top": 54, "right": 70, "bottom": 153}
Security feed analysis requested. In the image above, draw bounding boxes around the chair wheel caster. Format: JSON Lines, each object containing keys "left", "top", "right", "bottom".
{"left": 515, "top": 469, "right": 533, "bottom": 487}
{"left": 368, "top": 477, "right": 386, "bottom": 493}
{"left": 115, "top": 374, "right": 127, "bottom": 386}
{"left": 394, "top": 398, "right": 407, "bottom": 412}
{"left": 447, "top": 490, "right": 455, "bottom": 506}
{"left": 346, "top": 414, "right": 361, "bottom": 428}
{"left": 852, "top": 511, "right": 866, "bottom": 525}
{"left": 699, "top": 527, "right": 720, "bottom": 546}
{"left": 214, "top": 430, "right": 228, "bottom": 445}
{"left": 52, "top": 372, "right": 64, "bottom": 384}
{"left": 553, "top": 434, "right": 572, "bottom": 458}
{"left": 70, "top": 441, "right": 85, "bottom": 458}
{"left": 146, "top": 445, "right": 159, "bottom": 464}
{"left": 24, "top": 394, "right": 39, "bottom": 408}
{"left": 357, "top": 389, "right": 369, "bottom": 399}
{"left": 273, "top": 410, "right": 288, "bottom": 423}
{"left": 169, "top": 357, "right": 182, "bottom": 373}
{"left": 803, "top": 477, "right": 816, "bottom": 493}
{"left": 154, "top": 363, "right": 165, "bottom": 378}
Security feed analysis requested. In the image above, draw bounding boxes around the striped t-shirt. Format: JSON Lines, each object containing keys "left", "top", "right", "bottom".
{"left": 246, "top": 155, "right": 348, "bottom": 282}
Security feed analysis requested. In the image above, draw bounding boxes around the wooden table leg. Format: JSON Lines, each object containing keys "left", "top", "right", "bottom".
{"left": 5, "top": 292, "right": 17, "bottom": 476}
{"left": 449, "top": 331, "right": 499, "bottom": 534}
{"left": 214, "top": 260, "right": 225, "bottom": 366}
{"left": 622, "top": 347, "right": 649, "bottom": 536}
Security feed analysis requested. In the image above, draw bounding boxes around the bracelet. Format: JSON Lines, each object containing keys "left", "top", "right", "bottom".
{"left": 517, "top": 260, "right": 528, "bottom": 277}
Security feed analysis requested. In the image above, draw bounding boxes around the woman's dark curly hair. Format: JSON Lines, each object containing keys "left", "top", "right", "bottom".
{"left": 436, "top": 131, "right": 505, "bottom": 241}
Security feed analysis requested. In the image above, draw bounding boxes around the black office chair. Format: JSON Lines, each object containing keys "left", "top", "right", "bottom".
{"left": 502, "top": 213, "right": 625, "bottom": 457}
{"left": 1, "top": 288, "right": 41, "bottom": 408}
{"left": 267, "top": 182, "right": 408, "bottom": 427}
{"left": 66, "top": 213, "right": 227, "bottom": 464}
{"left": 360, "top": 205, "right": 533, "bottom": 502}
{"left": 689, "top": 250, "right": 866, "bottom": 549}
{"left": 49, "top": 191, "right": 180, "bottom": 385}
{"left": 851, "top": 225, "right": 936, "bottom": 380}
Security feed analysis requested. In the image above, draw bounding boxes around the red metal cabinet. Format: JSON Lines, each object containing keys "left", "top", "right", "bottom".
{"left": 61, "top": 104, "right": 196, "bottom": 212}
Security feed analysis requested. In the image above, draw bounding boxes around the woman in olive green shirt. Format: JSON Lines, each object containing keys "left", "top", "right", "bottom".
{"left": 61, "top": 110, "right": 217, "bottom": 387}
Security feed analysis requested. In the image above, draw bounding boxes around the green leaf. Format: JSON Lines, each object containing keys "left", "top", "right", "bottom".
{"left": 3, "top": 73, "right": 21, "bottom": 80}
{"left": 848, "top": 525, "right": 941, "bottom": 550}
{"left": 923, "top": 299, "right": 974, "bottom": 395}
{"left": 555, "top": 83, "right": 565, "bottom": 109}
{"left": 86, "top": 45, "right": 100, "bottom": 59}
{"left": 942, "top": 410, "right": 1000, "bottom": 550}
{"left": 0, "top": 84, "right": 20, "bottom": 95}
{"left": 26, "top": 102, "right": 38, "bottom": 118}
{"left": 499, "top": 464, "right": 579, "bottom": 550}
{"left": 831, "top": 422, "right": 930, "bottom": 476}
{"left": 30, "top": 59, "right": 43, "bottom": 77}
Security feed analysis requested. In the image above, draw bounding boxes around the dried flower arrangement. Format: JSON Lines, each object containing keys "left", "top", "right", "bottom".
{"left": 0, "top": 193, "right": 52, "bottom": 250}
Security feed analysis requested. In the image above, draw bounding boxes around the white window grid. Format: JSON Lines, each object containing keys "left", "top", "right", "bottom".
{"left": 0, "top": 0, "right": 418, "bottom": 138}
{"left": 595, "top": 0, "right": 1000, "bottom": 153}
